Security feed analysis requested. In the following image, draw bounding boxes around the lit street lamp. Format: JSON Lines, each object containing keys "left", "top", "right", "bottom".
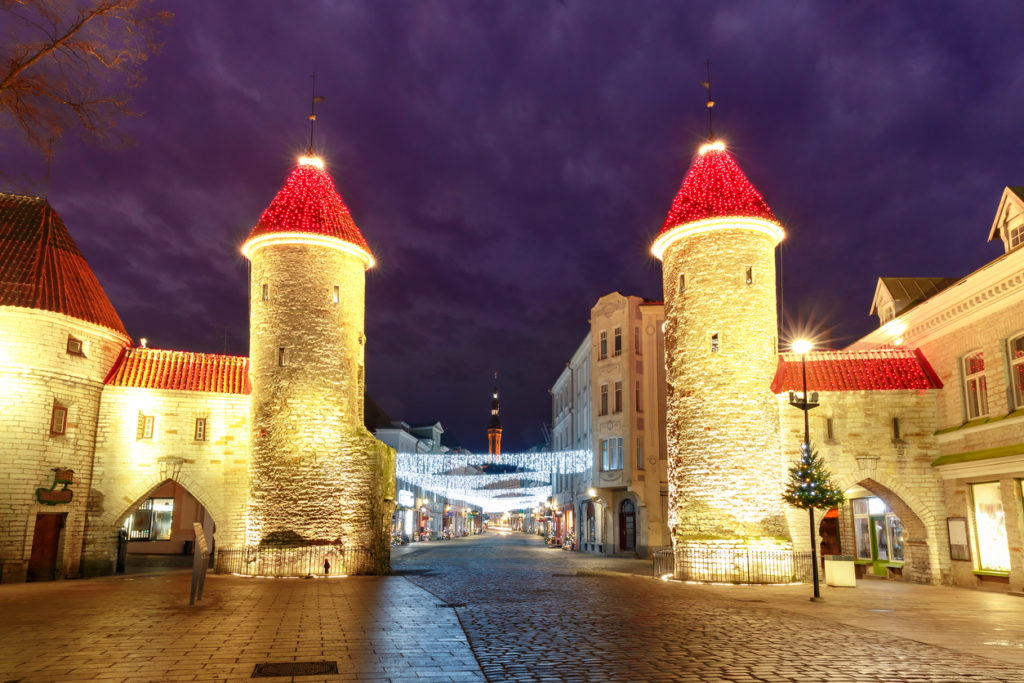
{"left": 788, "top": 338, "right": 823, "bottom": 601}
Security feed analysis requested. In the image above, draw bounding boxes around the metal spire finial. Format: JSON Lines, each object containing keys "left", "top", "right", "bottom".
{"left": 701, "top": 60, "right": 715, "bottom": 141}
{"left": 308, "top": 73, "right": 326, "bottom": 155}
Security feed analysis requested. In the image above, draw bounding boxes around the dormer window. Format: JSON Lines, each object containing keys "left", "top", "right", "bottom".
{"left": 879, "top": 303, "right": 895, "bottom": 325}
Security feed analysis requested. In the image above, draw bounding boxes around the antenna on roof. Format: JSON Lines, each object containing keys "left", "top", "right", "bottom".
{"left": 700, "top": 60, "right": 715, "bottom": 141}
{"left": 308, "top": 73, "right": 326, "bottom": 155}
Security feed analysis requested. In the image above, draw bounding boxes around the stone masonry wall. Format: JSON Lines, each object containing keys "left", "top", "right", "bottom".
{"left": 80, "top": 386, "right": 250, "bottom": 576}
{"left": 246, "top": 242, "right": 394, "bottom": 572}
{"left": 0, "top": 307, "right": 128, "bottom": 581}
{"left": 662, "top": 228, "right": 784, "bottom": 542}
{"left": 777, "top": 389, "right": 947, "bottom": 584}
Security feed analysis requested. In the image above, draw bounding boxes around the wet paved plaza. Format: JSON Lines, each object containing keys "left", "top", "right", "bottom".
{"left": 2, "top": 532, "right": 1024, "bottom": 682}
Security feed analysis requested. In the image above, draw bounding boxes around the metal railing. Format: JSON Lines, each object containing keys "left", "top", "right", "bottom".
{"left": 652, "top": 548, "right": 674, "bottom": 577}
{"left": 215, "top": 545, "right": 381, "bottom": 577}
{"left": 653, "top": 547, "right": 814, "bottom": 584}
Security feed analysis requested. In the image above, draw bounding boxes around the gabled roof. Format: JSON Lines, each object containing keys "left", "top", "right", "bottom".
{"left": 988, "top": 185, "right": 1024, "bottom": 247}
{"left": 243, "top": 159, "right": 373, "bottom": 266}
{"left": 105, "top": 347, "right": 250, "bottom": 394}
{"left": 770, "top": 348, "right": 943, "bottom": 393}
{"left": 657, "top": 143, "right": 778, "bottom": 237}
{"left": 870, "top": 277, "right": 957, "bottom": 316}
{"left": 0, "top": 193, "right": 128, "bottom": 338}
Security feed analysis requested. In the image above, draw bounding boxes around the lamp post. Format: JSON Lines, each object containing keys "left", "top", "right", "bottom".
{"left": 788, "top": 339, "right": 823, "bottom": 602}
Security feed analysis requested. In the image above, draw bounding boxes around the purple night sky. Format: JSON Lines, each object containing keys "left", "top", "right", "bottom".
{"left": 4, "top": 1, "right": 1024, "bottom": 452}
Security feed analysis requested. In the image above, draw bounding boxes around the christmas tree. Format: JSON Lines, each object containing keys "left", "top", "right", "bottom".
{"left": 783, "top": 443, "right": 845, "bottom": 510}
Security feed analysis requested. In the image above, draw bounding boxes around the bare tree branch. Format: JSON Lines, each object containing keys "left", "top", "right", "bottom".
{"left": 0, "top": 0, "right": 172, "bottom": 153}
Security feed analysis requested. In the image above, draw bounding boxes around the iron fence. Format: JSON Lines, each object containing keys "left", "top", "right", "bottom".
{"left": 215, "top": 545, "right": 380, "bottom": 577}
{"left": 652, "top": 548, "right": 674, "bottom": 577}
{"left": 653, "top": 547, "right": 814, "bottom": 584}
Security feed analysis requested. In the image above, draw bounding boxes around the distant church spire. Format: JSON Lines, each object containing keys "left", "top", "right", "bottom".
{"left": 487, "top": 371, "right": 502, "bottom": 455}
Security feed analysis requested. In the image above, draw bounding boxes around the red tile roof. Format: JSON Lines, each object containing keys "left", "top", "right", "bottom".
{"left": 105, "top": 347, "right": 251, "bottom": 394}
{"left": 0, "top": 193, "right": 129, "bottom": 338}
{"left": 771, "top": 348, "right": 943, "bottom": 393}
{"left": 657, "top": 145, "right": 777, "bottom": 236}
{"left": 244, "top": 160, "right": 373, "bottom": 259}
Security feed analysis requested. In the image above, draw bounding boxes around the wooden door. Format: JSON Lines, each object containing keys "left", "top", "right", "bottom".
{"left": 27, "top": 513, "right": 65, "bottom": 581}
{"left": 619, "top": 500, "right": 635, "bottom": 551}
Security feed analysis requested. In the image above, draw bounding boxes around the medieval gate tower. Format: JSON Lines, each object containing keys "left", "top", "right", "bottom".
{"left": 651, "top": 140, "right": 790, "bottom": 578}
{"left": 241, "top": 155, "right": 394, "bottom": 573}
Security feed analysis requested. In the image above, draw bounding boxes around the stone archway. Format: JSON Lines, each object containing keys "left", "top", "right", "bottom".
{"left": 80, "top": 465, "right": 242, "bottom": 577}
{"left": 842, "top": 478, "right": 939, "bottom": 584}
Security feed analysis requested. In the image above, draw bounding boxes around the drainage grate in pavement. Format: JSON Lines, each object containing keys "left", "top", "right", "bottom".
{"left": 435, "top": 602, "right": 467, "bottom": 608}
{"left": 252, "top": 661, "right": 339, "bottom": 677}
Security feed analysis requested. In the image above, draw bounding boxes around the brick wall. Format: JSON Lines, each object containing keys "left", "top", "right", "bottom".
{"left": 662, "top": 227, "right": 785, "bottom": 542}
{"left": 80, "top": 385, "right": 250, "bottom": 576}
{"left": 777, "top": 389, "right": 948, "bottom": 584}
{"left": 0, "top": 307, "right": 128, "bottom": 581}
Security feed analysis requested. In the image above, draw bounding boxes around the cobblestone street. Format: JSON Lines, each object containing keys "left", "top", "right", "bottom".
{"left": 3, "top": 532, "right": 1024, "bottom": 682}
{"left": 394, "top": 533, "right": 1024, "bottom": 682}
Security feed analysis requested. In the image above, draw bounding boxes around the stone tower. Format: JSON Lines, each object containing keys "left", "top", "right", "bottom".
{"left": 487, "top": 376, "right": 502, "bottom": 455}
{"left": 242, "top": 155, "right": 394, "bottom": 573}
{"left": 651, "top": 141, "right": 789, "bottom": 574}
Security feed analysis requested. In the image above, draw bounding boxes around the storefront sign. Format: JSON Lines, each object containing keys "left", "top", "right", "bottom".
{"left": 398, "top": 490, "right": 414, "bottom": 508}
{"left": 35, "top": 468, "right": 74, "bottom": 505}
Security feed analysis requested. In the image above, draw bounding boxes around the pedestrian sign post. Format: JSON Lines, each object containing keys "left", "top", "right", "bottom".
{"left": 189, "top": 522, "right": 210, "bottom": 605}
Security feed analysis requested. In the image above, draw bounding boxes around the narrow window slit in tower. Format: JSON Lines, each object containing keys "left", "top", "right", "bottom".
{"left": 278, "top": 347, "right": 286, "bottom": 367}
{"left": 711, "top": 333, "right": 720, "bottom": 353}
{"left": 892, "top": 417, "right": 901, "bottom": 440}
{"left": 679, "top": 273, "right": 686, "bottom": 292}
{"left": 745, "top": 266, "right": 753, "bottom": 284}
{"left": 333, "top": 285, "right": 340, "bottom": 304}
{"left": 826, "top": 417, "right": 834, "bottom": 441}
{"left": 262, "top": 284, "right": 269, "bottom": 301}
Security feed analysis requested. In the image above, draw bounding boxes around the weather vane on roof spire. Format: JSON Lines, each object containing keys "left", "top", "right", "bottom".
{"left": 700, "top": 60, "right": 715, "bottom": 141}
{"left": 308, "top": 73, "right": 326, "bottom": 155}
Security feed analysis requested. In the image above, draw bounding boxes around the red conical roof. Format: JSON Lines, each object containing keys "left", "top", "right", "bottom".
{"left": 657, "top": 143, "right": 777, "bottom": 236}
{"left": 244, "top": 158, "right": 373, "bottom": 264}
{"left": 0, "top": 193, "right": 129, "bottom": 338}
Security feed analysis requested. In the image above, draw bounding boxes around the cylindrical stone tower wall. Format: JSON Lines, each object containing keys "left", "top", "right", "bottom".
{"left": 662, "top": 224, "right": 787, "bottom": 543}
{"left": 245, "top": 239, "right": 385, "bottom": 561}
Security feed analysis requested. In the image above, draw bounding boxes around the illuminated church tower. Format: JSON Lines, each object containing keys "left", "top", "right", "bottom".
{"left": 242, "top": 154, "right": 394, "bottom": 573}
{"left": 651, "top": 138, "right": 789, "bottom": 574}
{"left": 487, "top": 375, "right": 502, "bottom": 455}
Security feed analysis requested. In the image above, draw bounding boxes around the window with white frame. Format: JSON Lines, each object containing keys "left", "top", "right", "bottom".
{"left": 51, "top": 404, "right": 67, "bottom": 435}
{"left": 599, "top": 331, "right": 608, "bottom": 360}
{"left": 137, "top": 412, "right": 154, "bottom": 440}
{"left": 962, "top": 350, "right": 989, "bottom": 419}
{"left": 1008, "top": 334, "right": 1024, "bottom": 409}
{"left": 600, "top": 437, "right": 623, "bottom": 471}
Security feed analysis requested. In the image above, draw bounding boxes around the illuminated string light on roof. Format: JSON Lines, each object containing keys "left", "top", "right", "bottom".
{"left": 242, "top": 160, "right": 373, "bottom": 268}
{"left": 652, "top": 142, "right": 781, "bottom": 260}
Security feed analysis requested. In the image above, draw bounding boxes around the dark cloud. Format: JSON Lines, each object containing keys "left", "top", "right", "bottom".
{"left": 3, "top": 1, "right": 1022, "bottom": 450}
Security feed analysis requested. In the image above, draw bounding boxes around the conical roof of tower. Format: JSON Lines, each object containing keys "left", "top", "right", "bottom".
{"left": 244, "top": 159, "right": 373, "bottom": 264}
{"left": 0, "top": 192, "right": 129, "bottom": 338}
{"left": 657, "top": 143, "right": 778, "bottom": 236}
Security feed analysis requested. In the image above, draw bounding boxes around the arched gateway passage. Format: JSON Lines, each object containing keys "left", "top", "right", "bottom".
{"left": 115, "top": 479, "right": 215, "bottom": 573}
{"left": 839, "top": 479, "right": 933, "bottom": 583}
